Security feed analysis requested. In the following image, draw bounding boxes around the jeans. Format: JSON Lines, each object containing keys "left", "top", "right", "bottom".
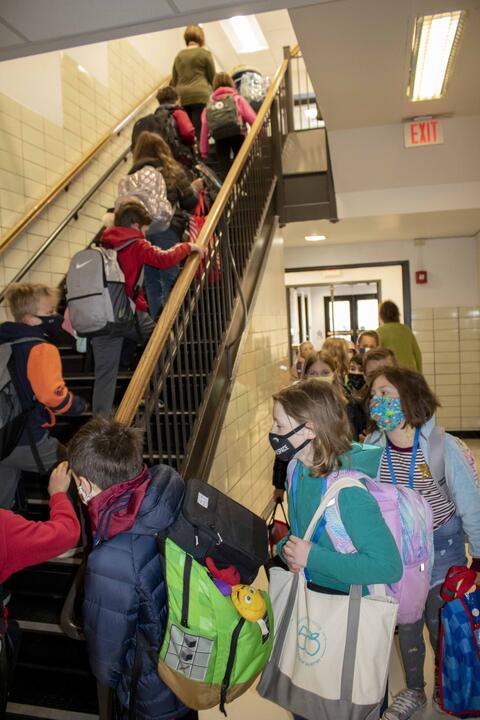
{"left": 398, "top": 515, "right": 466, "bottom": 690}
{"left": 144, "top": 226, "right": 182, "bottom": 320}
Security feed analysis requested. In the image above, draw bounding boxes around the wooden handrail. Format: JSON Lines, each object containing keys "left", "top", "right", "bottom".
{"left": 115, "top": 50, "right": 294, "bottom": 426}
{"left": 0, "top": 78, "right": 169, "bottom": 256}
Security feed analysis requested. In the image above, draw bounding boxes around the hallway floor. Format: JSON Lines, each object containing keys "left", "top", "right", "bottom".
{"left": 201, "top": 439, "right": 480, "bottom": 720}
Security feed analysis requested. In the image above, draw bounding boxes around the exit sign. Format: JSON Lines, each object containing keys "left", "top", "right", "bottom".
{"left": 404, "top": 118, "right": 444, "bottom": 148}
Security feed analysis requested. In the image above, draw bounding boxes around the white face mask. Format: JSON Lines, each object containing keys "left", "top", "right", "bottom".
{"left": 307, "top": 373, "right": 335, "bottom": 384}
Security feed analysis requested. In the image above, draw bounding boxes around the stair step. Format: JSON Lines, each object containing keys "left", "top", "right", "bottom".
{"left": 7, "top": 703, "right": 98, "bottom": 719}
{"left": 8, "top": 665, "right": 98, "bottom": 714}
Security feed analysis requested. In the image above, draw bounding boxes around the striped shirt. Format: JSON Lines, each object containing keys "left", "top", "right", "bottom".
{"left": 380, "top": 442, "right": 456, "bottom": 529}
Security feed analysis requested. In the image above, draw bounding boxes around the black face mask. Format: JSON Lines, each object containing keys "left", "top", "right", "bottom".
{"left": 269, "top": 423, "right": 311, "bottom": 463}
{"left": 348, "top": 372, "right": 365, "bottom": 391}
{"left": 35, "top": 313, "right": 64, "bottom": 338}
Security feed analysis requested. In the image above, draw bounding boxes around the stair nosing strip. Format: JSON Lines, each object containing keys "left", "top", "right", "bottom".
{"left": 16, "top": 620, "right": 63, "bottom": 634}
{"left": 7, "top": 703, "right": 98, "bottom": 720}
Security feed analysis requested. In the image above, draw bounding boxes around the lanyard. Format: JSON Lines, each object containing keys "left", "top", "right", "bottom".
{"left": 385, "top": 427, "right": 420, "bottom": 490}
{"left": 290, "top": 464, "right": 326, "bottom": 544}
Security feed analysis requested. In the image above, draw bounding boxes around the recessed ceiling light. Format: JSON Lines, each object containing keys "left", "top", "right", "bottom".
{"left": 408, "top": 11, "right": 465, "bottom": 101}
{"left": 220, "top": 15, "right": 268, "bottom": 54}
{"left": 305, "top": 234, "right": 327, "bottom": 242}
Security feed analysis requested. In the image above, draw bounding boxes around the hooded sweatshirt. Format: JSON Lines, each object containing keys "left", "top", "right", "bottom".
{"left": 0, "top": 322, "right": 86, "bottom": 444}
{"left": 83, "top": 464, "right": 187, "bottom": 720}
{"left": 200, "top": 86, "right": 257, "bottom": 158}
{"left": 101, "top": 226, "right": 191, "bottom": 312}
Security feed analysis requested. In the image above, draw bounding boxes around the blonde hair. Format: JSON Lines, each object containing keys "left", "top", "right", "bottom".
{"left": 5, "top": 283, "right": 59, "bottom": 322}
{"left": 274, "top": 379, "right": 352, "bottom": 477}
{"left": 132, "top": 131, "right": 188, "bottom": 192}
{"left": 322, "top": 337, "right": 350, "bottom": 379}
{"left": 184, "top": 25, "right": 205, "bottom": 46}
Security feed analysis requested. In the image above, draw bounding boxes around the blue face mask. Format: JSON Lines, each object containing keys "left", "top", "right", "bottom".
{"left": 369, "top": 395, "right": 405, "bottom": 431}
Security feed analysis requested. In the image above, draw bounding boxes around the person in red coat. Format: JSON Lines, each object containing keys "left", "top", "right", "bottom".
{"left": 91, "top": 201, "right": 203, "bottom": 413}
{"left": 0, "top": 462, "right": 80, "bottom": 584}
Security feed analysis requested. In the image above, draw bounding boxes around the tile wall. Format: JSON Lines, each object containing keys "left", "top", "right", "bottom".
{"left": 411, "top": 306, "right": 480, "bottom": 431}
{"left": 0, "top": 39, "right": 164, "bottom": 319}
{"left": 208, "top": 237, "right": 290, "bottom": 517}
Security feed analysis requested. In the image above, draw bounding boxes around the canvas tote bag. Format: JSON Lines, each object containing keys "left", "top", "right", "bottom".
{"left": 257, "top": 476, "right": 399, "bottom": 720}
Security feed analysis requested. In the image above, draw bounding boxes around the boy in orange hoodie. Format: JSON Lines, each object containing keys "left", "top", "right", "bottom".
{"left": 0, "top": 284, "right": 86, "bottom": 508}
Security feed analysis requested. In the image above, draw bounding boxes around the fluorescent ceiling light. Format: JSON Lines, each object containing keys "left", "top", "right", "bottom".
{"left": 305, "top": 234, "right": 326, "bottom": 242}
{"left": 220, "top": 15, "right": 268, "bottom": 54}
{"left": 78, "top": 65, "right": 89, "bottom": 75}
{"left": 408, "top": 11, "right": 465, "bottom": 101}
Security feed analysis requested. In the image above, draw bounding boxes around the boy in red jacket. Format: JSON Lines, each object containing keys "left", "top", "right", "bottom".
{"left": 91, "top": 201, "right": 203, "bottom": 413}
{"left": 0, "top": 462, "right": 80, "bottom": 583}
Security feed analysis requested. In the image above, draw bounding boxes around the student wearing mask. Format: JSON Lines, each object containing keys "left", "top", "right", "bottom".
{"left": 268, "top": 380, "right": 402, "bottom": 720}
{"left": 357, "top": 330, "right": 379, "bottom": 354}
{"left": 0, "top": 284, "right": 86, "bottom": 508}
{"left": 365, "top": 367, "right": 480, "bottom": 718}
{"left": 303, "top": 350, "right": 367, "bottom": 440}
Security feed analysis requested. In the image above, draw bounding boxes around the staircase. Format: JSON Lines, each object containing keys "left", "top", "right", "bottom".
{"left": 1, "top": 46, "right": 337, "bottom": 720}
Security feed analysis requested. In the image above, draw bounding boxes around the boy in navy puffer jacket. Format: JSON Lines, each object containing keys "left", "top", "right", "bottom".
{"left": 68, "top": 416, "right": 197, "bottom": 720}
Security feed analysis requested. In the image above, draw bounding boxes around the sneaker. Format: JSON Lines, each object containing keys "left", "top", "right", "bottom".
{"left": 382, "top": 688, "right": 427, "bottom": 720}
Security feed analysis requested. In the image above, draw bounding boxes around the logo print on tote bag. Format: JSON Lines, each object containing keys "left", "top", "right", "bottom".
{"left": 297, "top": 621, "right": 326, "bottom": 665}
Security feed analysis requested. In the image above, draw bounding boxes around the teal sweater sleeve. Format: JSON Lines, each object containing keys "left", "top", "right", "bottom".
{"left": 306, "top": 487, "right": 402, "bottom": 588}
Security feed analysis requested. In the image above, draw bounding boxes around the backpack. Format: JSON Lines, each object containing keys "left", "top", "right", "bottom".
{"left": 0, "top": 338, "right": 45, "bottom": 460}
{"left": 166, "top": 477, "right": 269, "bottom": 584}
{"left": 206, "top": 95, "right": 243, "bottom": 140}
{"left": 117, "top": 166, "right": 173, "bottom": 227}
{"left": 287, "top": 463, "right": 434, "bottom": 624}
{"left": 66, "top": 240, "right": 141, "bottom": 338}
{"left": 239, "top": 71, "right": 265, "bottom": 105}
{"left": 130, "top": 113, "right": 163, "bottom": 150}
{"left": 155, "top": 537, "right": 273, "bottom": 714}
{"left": 154, "top": 106, "right": 195, "bottom": 168}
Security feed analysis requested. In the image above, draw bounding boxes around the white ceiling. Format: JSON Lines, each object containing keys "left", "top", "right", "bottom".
{"left": 290, "top": 0, "right": 480, "bottom": 130}
{"left": 282, "top": 208, "right": 480, "bottom": 247}
{"left": 0, "top": 0, "right": 321, "bottom": 62}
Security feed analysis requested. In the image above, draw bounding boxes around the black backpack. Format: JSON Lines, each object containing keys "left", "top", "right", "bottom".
{"left": 154, "top": 106, "right": 195, "bottom": 168}
{"left": 131, "top": 113, "right": 163, "bottom": 150}
{"left": 167, "top": 478, "right": 268, "bottom": 585}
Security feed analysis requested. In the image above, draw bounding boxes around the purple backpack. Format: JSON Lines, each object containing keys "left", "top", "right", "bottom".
{"left": 287, "top": 464, "right": 434, "bottom": 624}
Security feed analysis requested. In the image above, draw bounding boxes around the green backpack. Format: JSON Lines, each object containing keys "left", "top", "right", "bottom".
{"left": 158, "top": 538, "right": 273, "bottom": 713}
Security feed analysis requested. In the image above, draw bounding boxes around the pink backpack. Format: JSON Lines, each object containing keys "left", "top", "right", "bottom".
{"left": 288, "top": 464, "right": 434, "bottom": 624}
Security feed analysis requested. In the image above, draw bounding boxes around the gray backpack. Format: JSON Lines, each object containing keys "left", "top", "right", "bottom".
{"left": 206, "top": 95, "right": 243, "bottom": 140}
{"left": 66, "top": 240, "right": 142, "bottom": 338}
{"left": 0, "top": 338, "right": 45, "bottom": 460}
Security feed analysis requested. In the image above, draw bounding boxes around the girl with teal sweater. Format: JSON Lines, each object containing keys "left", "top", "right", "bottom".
{"left": 268, "top": 380, "right": 402, "bottom": 719}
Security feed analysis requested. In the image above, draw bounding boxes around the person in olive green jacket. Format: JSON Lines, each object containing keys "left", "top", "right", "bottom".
{"left": 172, "top": 25, "right": 215, "bottom": 140}
{"left": 376, "top": 300, "right": 422, "bottom": 372}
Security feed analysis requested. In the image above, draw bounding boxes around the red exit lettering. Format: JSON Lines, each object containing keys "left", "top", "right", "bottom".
{"left": 405, "top": 118, "right": 442, "bottom": 148}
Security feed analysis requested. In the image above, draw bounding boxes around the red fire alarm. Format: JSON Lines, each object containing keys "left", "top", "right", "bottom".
{"left": 415, "top": 270, "right": 428, "bottom": 284}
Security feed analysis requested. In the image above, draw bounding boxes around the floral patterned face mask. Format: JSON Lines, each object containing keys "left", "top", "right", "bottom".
{"left": 369, "top": 395, "right": 405, "bottom": 431}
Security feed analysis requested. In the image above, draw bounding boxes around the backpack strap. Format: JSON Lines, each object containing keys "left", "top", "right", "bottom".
{"left": 303, "top": 476, "right": 367, "bottom": 542}
{"left": 8, "top": 337, "right": 48, "bottom": 474}
{"left": 428, "top": 426, "right": 446, "bottom": 485}
{"left": 112, "top": 238, "right": 144, "bottom": 302}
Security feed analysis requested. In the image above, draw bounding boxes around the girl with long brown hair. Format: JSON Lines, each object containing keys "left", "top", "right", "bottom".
{"left": 118, "top": 130, "right": 201, "bottom": 318}
{"left": 268, "top": 379, "right": 402, "bottom": 720}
